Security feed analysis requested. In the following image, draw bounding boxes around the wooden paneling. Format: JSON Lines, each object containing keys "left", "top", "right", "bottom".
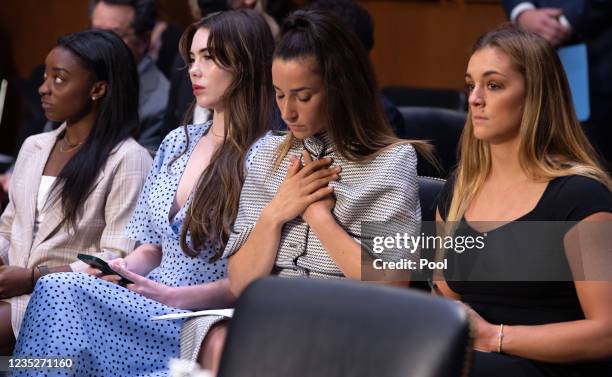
{"left": 0, "top": 0, "right": 89, "bottom": 78}
{"left": 1, "top": 0, "right": 507, "bottom": 90}
{"left": 157, "top": 0, "right": 193, "bottom": 29}
{"left": 359, "top": 0, "right": 506, "bottom": 90}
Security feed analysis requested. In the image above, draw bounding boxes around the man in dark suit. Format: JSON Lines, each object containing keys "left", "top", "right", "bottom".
{"left": 502, "top": 0, "right": 612, "bottom": 170}
{"left": 92, "top": 0, "right": 170, "bottom": 152}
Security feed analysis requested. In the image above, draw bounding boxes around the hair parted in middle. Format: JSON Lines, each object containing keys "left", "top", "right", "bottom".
{"left": 273, "top": 9, "right": 432, "bottom": 165}
{"left": 176, "top": 9, "right": 275, "bottom": 259}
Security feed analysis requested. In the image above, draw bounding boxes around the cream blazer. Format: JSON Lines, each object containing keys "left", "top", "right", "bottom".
{"left": 0, "top": 125, "right": 152, "bottom": 335}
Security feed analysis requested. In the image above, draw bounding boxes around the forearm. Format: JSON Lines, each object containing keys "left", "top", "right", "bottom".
{"left": 501, "top": 319, "right": 612, "bottom": 362}
{"left": 308, "top": 213, "right": 361, "bottom": 279}
{"left": 124, "top": 243, "right": 163, "bottom": 276}
{"left": 228, "top": 207, "right": 283, "bottom": 297}
{"left": 167, "top": 278, "right": 236, "bottom": 311}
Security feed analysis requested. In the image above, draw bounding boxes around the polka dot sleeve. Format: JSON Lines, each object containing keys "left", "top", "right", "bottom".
{"left": 124, "top": 138, "right": 168, "bottom": 245}
{"left": 244, "top": 131, "right": 272, "bottom": 173}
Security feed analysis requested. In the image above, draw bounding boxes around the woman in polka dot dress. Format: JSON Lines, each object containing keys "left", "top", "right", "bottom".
{"left": 12, "top": 10, "right": 276, "bottom": 377}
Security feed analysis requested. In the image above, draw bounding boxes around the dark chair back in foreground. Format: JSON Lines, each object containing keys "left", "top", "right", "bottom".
{"left": 218, "top": 277, "right": 472, "bottom": 377}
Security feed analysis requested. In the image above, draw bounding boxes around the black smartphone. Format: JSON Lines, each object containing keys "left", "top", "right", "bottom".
{"left": 77, "top": 254, "right": 133, "bottom": 285}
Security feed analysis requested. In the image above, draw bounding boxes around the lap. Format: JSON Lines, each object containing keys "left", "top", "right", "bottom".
{"left": 471, "top": 352, "right": 552, "bottom": 377}
{"left": 180, "top": 315, "right": 227, "bottom": 361}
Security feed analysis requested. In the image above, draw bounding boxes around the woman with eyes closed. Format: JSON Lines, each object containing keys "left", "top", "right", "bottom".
{"left": 226, "top": 9, "right": 427, "bottom": 294}
{"left": 0, "top": 29, "right": 152, "bottom": 356}
{"left": 181, "top": 10, "right": 429, "bottom": 373}
{"left": 435, "top": 25, "right": 612, "bottom": 377}
{"left": 11, "top": 10, "right": 275, "bottom": 376}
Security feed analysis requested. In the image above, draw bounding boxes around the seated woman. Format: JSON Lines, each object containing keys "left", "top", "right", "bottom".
{"left": 184, "top": 9, "right": 426, "bottom": 372}
{"left": 0, "top": 29, "right": 152, "bottom": 355}
{"left": 435, "top": 25, "right": 612, "bottom": 376}
{"left": 11, "top": 10, "right": 275, "bottom": 376}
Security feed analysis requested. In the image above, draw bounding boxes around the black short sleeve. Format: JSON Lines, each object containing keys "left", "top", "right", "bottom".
{"left": 547, "top": 175, "right": 612, "bottom": 221}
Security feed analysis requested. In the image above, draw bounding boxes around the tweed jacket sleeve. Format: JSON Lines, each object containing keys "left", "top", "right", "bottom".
{"left": 223, "top": 134, "right": 421, "bottom": 278}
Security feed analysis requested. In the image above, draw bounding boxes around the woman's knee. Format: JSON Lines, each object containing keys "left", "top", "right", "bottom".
{"left": 34, "top": 272, "right": 86, "bottom": 293}
{"left": 197, "top": 321, "right": 229, "bottom": 373}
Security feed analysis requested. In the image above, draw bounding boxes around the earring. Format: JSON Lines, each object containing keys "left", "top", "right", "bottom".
{"left": 92, "top": 96, "right": 97, "bottom": 100}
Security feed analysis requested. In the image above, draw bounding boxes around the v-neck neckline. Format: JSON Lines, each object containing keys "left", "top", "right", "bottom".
{"left": 166, "top": 122, "right": 212, "bottom": 233}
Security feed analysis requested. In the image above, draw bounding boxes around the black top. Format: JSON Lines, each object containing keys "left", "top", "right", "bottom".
{"left": 438, "top": 174, "right": 612, "bottom": 376}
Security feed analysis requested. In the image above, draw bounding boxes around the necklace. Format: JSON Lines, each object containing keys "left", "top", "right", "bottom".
{"left": 59, "top": 136, "right": 83, "bottom": 153}
{"left": 209, "top": 127, "right": 224, "bottom": 138}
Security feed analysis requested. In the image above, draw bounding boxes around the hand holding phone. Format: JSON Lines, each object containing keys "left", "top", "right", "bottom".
{"left": 78, "top": 254, "right": 134, "bottom": 285}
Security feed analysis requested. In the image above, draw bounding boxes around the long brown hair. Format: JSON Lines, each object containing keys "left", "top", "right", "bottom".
{"left": 272, "top": 10, "right": 433, "bottom": 165}
{"left": 447, "top": 24, "right": 611, "bottom": 222}
{"left": 176, "top": 10, "right": 275, "bottom": 258}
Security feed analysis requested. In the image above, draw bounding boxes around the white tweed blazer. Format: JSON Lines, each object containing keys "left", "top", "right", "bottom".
{"left": 222, "top": 133, "right": 421, "bottom": 279}
{"left": 0, "top": 125, "right": 152, "bottom": 335}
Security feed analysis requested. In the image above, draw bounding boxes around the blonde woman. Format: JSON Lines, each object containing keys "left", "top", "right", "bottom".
{"left": 436, "top": 25, "right": 612, "bottom": 376}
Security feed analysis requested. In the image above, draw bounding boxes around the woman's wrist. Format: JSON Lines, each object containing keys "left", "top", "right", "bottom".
{"left": 486, "top": 322, "right": 503, "bottom": 352}
{"left": 161, "top": 285, "right": 180, "bottom": 308}
{"left": 261, "top": 205, "right": 285, "bottom": 229}
{"left": 30, "top": 267, "right": 39, "bottom": 291}
{"left": 307, "top": 210, "right": 334, "bottom": 228}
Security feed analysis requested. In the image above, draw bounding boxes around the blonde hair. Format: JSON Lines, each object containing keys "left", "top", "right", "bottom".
{"left": 447, "top": 24, "right": 611, "bottom": 222}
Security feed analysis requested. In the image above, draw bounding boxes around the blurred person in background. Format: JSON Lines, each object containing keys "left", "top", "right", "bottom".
{"left": 502, "top": 0, "right": 612, "bottom": 171}
{"left": 91, "top": 0, "right": 170, "bottom": 151}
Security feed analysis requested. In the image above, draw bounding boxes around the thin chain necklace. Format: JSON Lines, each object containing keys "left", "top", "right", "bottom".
{"left": 209, "top": 126, "right": 224, "bottom": 138}
{"left": 59, "top": 134, "right": 84, "bottom": 153}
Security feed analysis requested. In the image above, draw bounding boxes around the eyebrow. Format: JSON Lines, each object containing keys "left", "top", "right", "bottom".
{"left": 189, "top": 48, "right": 209, "bottom": 56}
{"left": 465, "top": 70, "right": 506, "bottom": 79}
{"left": 51, "top": 67, "right": 70, "bottom": 74}
{"left": 273, "top": 85, "right": 312, "bottom": 93}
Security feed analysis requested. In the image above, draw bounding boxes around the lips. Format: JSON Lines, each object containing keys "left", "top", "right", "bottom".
{"left": 472, "top": 115, "right": 488, "bottom": 123}
{"left": 41, "top": 101, "right": 52, "bottom": 110}
{"left": 192, "top": 84, "right": 205, "bottom": 95}
{"left": 287, "top": 124, "right": 305, "bottom": 132}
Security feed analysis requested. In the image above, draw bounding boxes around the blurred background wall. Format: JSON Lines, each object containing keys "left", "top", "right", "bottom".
{"left": 0, "top": 0, "right": 506, "bottom": 90}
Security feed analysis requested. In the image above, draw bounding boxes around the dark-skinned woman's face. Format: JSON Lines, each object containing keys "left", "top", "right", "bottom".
{"left": 39, "top": 47, "right": 96, "bottom": 123}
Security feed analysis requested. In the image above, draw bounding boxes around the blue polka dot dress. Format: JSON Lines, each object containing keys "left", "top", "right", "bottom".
{"left": 12, "top": 122, "right": 266, "bottom": 377}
